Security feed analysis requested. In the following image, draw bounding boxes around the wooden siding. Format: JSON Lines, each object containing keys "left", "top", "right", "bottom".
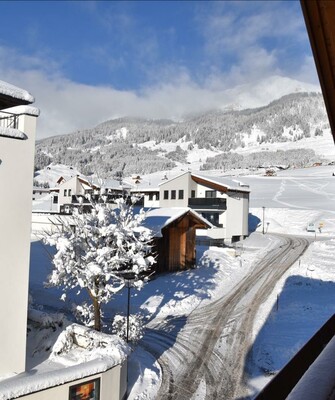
{"left": 152, "top": 212, "right": 209, "bottom": 273}
{"left": 191, "top": 175, "right": 228, "bottom": 192}
{"left": 301, "top": 0, "right": 335, "bottom": 140}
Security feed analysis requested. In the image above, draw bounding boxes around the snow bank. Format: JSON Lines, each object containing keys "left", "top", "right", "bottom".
{"left": 50, "top": 323, "right": 130, "bottom": 366}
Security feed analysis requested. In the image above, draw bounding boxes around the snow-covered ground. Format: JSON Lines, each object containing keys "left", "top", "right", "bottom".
{"left": 29, "top": 164, "right": 335, "bottom": 399}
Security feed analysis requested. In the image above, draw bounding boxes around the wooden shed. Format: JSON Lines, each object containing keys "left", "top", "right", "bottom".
{"left": 144, "top": 208, "right": 212, "bottom": 273}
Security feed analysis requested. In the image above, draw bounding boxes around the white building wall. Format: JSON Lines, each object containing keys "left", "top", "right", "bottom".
{"left": 225, "top": 192, "right": 249, "bottom": 240}
{"left": 57, "top": 176, "right": 80, "bottom": 207}
{"left": 142, "top": 192, "right": 160, "bottom": 208}
{"left": 4, "top": 363, "right": 127, "bottom": 400}
{"left": 159, "top": 173, "right": 190, "bottom": 208}
{"left": 157, "top": 172, "right": 249, "bottom": 242}
{"left": 0, "top": 114, "right": 37, "bottom": 374}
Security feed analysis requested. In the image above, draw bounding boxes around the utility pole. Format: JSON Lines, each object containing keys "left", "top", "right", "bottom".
{"left": 262, "top": 206, "right": 265, "bottom": 234}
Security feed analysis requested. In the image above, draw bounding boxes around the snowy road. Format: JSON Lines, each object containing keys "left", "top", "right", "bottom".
{"left": 139, "top": 234, "right": 310, "bottom": 399}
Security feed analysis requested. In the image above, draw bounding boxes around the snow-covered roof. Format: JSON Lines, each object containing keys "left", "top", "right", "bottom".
{"left": 153, "top": 171, "right": 250, "bottom": 193}
{"left": 81, "top": 181, "right": 93, "bottom": 191}
{"left": 157, "top": 171, "right": 189, "bottom": 187}
{"left": 0, "top": 126, "right": 27, "bottom": 140}
{"left": 129, "top": 175, "right": 167, "bottom": 191}
{"left": 143, "top": 207, "right": 212, "bottom": 237}
{"left": 191, "top": 172, "right": 250, "bottom": 193}
{"left": 0, "top": 80, "right": 34, "bottom": 109}
{"left": 2, "top": 105, "right": 40, "bottom": 117}
{"left": 0, "top": 321, "right": 129, "bottom": 400}
{"left": 100, "top": 178, "right": 131, "bottom": 190}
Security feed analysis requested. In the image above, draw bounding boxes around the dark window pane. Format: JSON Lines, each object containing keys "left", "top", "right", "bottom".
{"left": 205, "top": 190, "right": 216, "bottom": 198}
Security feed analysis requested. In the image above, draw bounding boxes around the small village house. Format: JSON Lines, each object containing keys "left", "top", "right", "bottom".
{"left": 133, "top": 171, "right": 250, "bottom": 245}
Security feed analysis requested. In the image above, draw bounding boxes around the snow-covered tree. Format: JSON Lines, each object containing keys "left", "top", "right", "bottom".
{"left": 112, "top": 313, "right": 145, "bottom": 343}
{"left": 43, "top": 197, "right": 155, "bottom": 331}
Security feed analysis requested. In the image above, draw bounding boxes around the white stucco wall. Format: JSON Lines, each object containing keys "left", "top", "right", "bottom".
{"left": 159, "top": 172, "right": 249, "bottom": 241}
{"left": 142, "top": 191, "right": 160, "bottom": 208}
{"left": 0, "top": 114, "right": 37, "bottom": 374}
{"left": 0, "top": 363, "right": 127, "bottom": 400}
{"left": 57, "top": 176, "right": 81, "bottom": 207}
{"left": 159, "top": 172, "right": 190, "bottom": 208}
{"left": 225, "top": 192, "right": 249, "bottom": 240}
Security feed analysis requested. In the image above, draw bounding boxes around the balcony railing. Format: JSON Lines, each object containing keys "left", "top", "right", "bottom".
{"left": 0, "top": 111, "right": 18, "bottom": 129}
{"left": 188, "top": 197, "right": 227, "bottom": 210}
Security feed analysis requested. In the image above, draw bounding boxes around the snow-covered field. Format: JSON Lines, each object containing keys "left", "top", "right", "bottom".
{"left": 29, "top": 163, "right": 335, "bottom": 399}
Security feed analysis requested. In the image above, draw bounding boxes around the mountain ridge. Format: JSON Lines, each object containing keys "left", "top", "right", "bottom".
{"left": 35, "top": 91, "right": 330, "bottom": 177}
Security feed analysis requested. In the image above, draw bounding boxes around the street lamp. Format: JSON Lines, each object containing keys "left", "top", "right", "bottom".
{"left": 125, "top": 279, "right": 132, "bottom": 343}
{"left": 262, "top": 206, "right": 265, "bottom": 234}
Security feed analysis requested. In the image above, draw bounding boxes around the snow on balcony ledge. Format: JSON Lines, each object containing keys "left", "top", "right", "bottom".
{"left": 0, "top": 80, "right": 34, "bottom": 104}
{"left": 0, "top": 126, "right": 27, "bottom": 140}
{"left": 2, "top": 105, "right": 40, "bottom": 117}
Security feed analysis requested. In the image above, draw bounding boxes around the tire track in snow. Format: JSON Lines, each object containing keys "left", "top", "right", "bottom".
{"left": 141, "top": 234, "right": 310, "bottom": 399}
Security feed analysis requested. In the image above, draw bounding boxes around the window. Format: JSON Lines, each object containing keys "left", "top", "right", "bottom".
{"left": 53, "top": 196, "right": 58, "bottom": 204}
{"left": 69, "top": 378, "right": 100, "bottom": 400}
{"left": 64, "top": 189, "right": 67, "bottom": 196}
{"left": 191, "top": 190, "right": 196, "bottom": 198}
{"left": 201, "top": 212, "right": 220, "bottom": 226}
{"left": 205, "top": 190, "right": 216, "bottom": 198}
{"left": 164, "top": 190, "right": 169, "bottom": 200}
{"left": 149, "top": 193, "right": 154, "bottom": 201}
{"left": 171, "top": 190, "right": 176, "bottom": 199}
{"left": 68, "top": 189, "right": 72, "bottom": 196}
{"left": 156, "top": 192, "right": 160, "bottom": 200}
{"left": 179, "top": 190, "right": 184, "bottom": 199}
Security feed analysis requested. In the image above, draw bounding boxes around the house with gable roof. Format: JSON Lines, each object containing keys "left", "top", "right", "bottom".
{"left": 133, "top": 171, "right": 250, "bottom": 244}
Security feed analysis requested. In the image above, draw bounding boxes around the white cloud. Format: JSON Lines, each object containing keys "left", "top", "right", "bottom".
{"left": 0, "top": 28, "right": 320, "bottom": 140}
{"left": 195, "top": 1, "right": 315, "bottom": 87}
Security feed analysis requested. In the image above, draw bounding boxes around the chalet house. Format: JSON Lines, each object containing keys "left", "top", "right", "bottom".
{"left": 133, "top": 171, "right": 250, "bottom": 244}
{"left": 43, "top": 176, "right": 131, "bottom": 214}
{"left": 144, "top": 208, "right": 212, "bottom": 272}
{"left": 55, "top": 175, "right": 100, "bottom": 213}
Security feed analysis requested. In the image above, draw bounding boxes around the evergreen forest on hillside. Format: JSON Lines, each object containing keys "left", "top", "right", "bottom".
{"left": 35, "top": 92, "right": 329, "bottom": 176}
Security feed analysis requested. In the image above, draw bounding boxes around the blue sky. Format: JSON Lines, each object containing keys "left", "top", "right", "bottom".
{"left": 0, "top": 1, "right": 320, "bottom": 138}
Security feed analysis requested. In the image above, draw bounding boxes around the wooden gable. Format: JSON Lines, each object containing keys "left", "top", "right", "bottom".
{"left": 153, "top": 211, "right": 210, "bottom": 273}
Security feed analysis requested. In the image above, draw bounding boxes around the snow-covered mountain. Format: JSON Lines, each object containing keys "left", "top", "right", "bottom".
{"left": 35, "top": 92, "right": 331, "bottom": 178}
{"left": 220, "top": 75, "right": 320, "bottom": 111}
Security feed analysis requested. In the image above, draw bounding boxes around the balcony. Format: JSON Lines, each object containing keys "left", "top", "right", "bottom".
{"left": 188, "top": 197, "right": 227, "bottom": 210}
{"left": 0, "top": 111, "right": 18, "bottom": 129}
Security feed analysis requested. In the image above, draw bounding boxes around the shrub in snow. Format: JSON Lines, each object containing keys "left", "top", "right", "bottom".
{"left": 28, "top": 308, "right": 65, "bottom": 329}
{"left": 42, "top": 197, "right": 155, "bottom": 331}
{"left": 50, "top": 323, "right": 130, "bottom": 366}
{"left": 112, "top": 313, "right": 145, "bottom": 343}
{"left": 72, "top": 302, "right": 95, "bottom": 328}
